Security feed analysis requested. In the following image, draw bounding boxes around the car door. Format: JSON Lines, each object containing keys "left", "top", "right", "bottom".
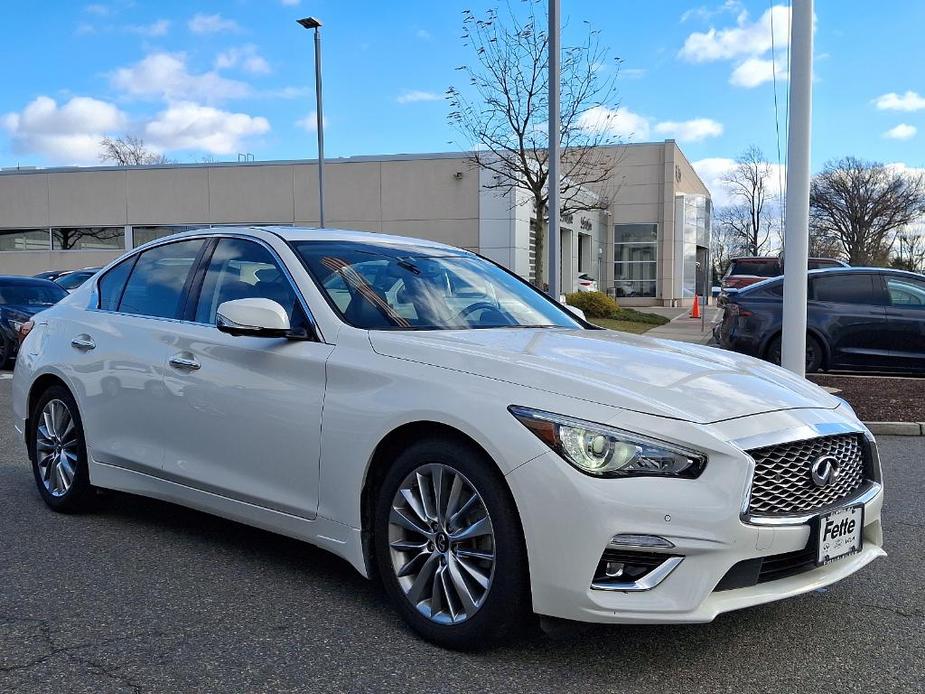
{"left": 807, "top": 273, "right": 891, "bottom": 368}
{"left": 881, "top": 273, "right": 925, "bottom": 369}
{"left": 73, "top": 237, "right": 207, "bottom": 474}
{"left": 159, "top": 235, "right": 333, "bottom": 519}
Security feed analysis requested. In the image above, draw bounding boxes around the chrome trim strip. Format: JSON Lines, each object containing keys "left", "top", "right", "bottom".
{"left": 88, "top": 231, "right": 326, "bottom": 343}
{"left": 742, "top": 481, "right": 882, "bottom": 526}
{"left": 730, "top": 421, "right": 864, "bottom": 454}
{"left": 590, "top": 556, "right": 683, "bottom": 592}
{"left": 609, "top": 534, "right": 676, "bottom": 550}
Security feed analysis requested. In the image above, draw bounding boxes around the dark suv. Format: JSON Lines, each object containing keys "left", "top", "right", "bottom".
{"left": 716, "top": 267, "right": 925, "bottom": 372}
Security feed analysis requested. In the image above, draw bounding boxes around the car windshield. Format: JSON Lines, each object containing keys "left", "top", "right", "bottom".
{"left": 0, "top": 282, "right": 67, "bottom": 306}
{"left": 292, "top": 240, "right": 582, "bottom": 330}
{"left": 728, "top": 260, "right": 781, "bottom": 277}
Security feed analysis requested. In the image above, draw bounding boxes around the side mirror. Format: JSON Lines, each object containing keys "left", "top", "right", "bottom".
{"left": 216, "top": 298, "right": 291, "bottom": 338}
{"left": 564, "top": 304, "right": 586, "bottom": 320}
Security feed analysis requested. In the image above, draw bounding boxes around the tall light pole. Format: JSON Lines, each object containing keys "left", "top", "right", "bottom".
{"left": 546, "top": 0, "right": 561, "bottom": 299}
{"left": 297, "top": 16, "right": 326, "bottom": 227}
{"left": 781, "top": 0, "right": 813, "bottom": 376}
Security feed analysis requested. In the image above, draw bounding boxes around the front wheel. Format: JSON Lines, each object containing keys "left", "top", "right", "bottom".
{"left": 767, "top": 334, "right": 824, "bottom": 373}
{"left": 373, "top": 438, "right": 531, "bottom": 650}
{"left": 29, "top": 385, "right": 97, "bottom": 513}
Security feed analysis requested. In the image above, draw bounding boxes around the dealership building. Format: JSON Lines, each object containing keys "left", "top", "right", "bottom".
{"left": 0, "top": 140, "right": 711, "bottom": 305}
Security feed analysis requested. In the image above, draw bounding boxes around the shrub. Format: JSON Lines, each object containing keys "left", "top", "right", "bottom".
{"left": 564, "top": 291, "right": 620, "bottom": 318}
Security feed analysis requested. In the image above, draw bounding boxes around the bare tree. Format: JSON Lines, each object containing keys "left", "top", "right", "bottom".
{"left": 709, "top": 221, "right": 742, "bottom": 283}
{"left": 891, "top": 231, "right": 925, "bottom": 272}
{"left": 99, "top": 135, "right": 170, "bottom": 166}
{"left": 810, "top": 157, "right": 925, "bottom": 265}
{"left": 447, "top": 0, "right": 622, "bottom": 286}
{"left": 718, "top": 145, "right": 777, "bottom": 256}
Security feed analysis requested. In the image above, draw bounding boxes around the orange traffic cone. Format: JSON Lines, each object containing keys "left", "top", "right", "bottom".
{"left": 689, "top": 294, "right": 701, "bottom": 319}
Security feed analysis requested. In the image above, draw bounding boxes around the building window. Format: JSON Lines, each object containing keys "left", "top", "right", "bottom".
{"left": 0, "top": 229, "right": 50, "bottom": 251}
{"left": 132, "top": 225, "right": 203, "bottom": 247}
{"left": 52, "top": 227, "right": 125, "bottom": 251}
{"left": 614, "top": 223, "right": 657, "bottom": 297}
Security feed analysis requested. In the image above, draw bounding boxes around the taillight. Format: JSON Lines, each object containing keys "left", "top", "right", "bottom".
{"left": 17, "top": 320, "right": 34, "bottom": 345}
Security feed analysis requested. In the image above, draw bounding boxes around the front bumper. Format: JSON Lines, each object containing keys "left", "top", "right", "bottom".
{"left": 505, "top": 410, "right": 884, "bottom": 625}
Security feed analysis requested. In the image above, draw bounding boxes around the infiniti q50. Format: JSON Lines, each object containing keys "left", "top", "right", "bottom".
{"left": 12, "top": 227, "right": 884, "bottom": 649}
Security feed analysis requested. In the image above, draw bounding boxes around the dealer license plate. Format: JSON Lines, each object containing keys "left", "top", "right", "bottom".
{"left": 817, "top": 505, "right": 863, "bottom": 565}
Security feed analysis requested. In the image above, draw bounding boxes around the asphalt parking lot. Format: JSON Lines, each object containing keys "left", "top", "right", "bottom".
{"left": 0, "top": 375, "right": 922, "bottom": 694}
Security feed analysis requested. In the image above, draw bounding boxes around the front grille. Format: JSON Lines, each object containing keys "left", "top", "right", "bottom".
{"left": 746, "top": 434, "right": 866, "bottom": 516}
{"left": 714, "top": 544, "right": 818, "bottom": 591}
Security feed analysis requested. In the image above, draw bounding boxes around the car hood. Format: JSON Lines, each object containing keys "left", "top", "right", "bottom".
{"left": 368, "top": 328, "right": 840, "bottom": 424}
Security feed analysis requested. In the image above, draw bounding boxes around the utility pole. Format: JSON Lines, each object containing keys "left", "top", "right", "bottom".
{"left": 297, "top": 17, "right": 326, "bottom": 227}
{"left": 781, "top": 0, "right": 813, "bottom": 376}
{"left": 546, "top": 0, "right": 561, "bottom": 299}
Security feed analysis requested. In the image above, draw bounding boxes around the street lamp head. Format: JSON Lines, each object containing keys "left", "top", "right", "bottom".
{"left": 297, "top": 17, "right": 322, "bottom": 30}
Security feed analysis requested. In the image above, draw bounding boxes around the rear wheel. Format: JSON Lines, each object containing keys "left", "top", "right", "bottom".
{"left": 767, "top": 334, "right": 824, "bottom": 373}
{"left": 373, "top": 438, "right": 531, "bottom": 650}
{"left": 29, "top": 385, "right": 97, "bottom": 513}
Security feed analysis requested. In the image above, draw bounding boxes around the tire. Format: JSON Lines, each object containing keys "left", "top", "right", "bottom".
{"left": 0, "top": 335, "right": 10, "bottom": 370}
{"left": 767, "top": 334, "right": 824, "bottom": 373}
{"left": 373, "top": 437, "right": 531, "bottom": 650}
{"left": 28, "top": 385, "right": 97, "bottom": 513}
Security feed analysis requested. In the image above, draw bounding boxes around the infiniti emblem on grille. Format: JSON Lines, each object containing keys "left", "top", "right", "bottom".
{"left": 810, "top": 455, "right": 840, "bottom": 487}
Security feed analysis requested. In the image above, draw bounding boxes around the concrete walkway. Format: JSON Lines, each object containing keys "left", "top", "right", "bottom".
{"left": 645, "top": 306, "right": 721, "bottom": 344}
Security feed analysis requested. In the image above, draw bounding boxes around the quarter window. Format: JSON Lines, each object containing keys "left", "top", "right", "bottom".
{"left": 118, "top": 239, "right": 205, "bottom": 318}
{"left": 193, "top": 238, "right": 303, "bottom": 326}
{"left": 97, "top": 256, "right": 137, "bottom": 311}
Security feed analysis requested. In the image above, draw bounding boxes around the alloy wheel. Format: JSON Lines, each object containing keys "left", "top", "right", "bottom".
{"left": 387, "top": 463, "right": 496, "bottom": 625}
{"left": 34, "top": 399, "right": 79, "bottom": 497}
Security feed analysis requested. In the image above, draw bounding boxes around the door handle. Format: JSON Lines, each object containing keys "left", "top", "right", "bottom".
{"left": 168, "top": 354, "right": 201, "bottom": 371}
{"left": 70, "top": 335, "right": 95, "bottom": 351}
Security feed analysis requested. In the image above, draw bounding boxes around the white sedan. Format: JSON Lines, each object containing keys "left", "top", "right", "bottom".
{"left": 12, "top": 227, "right": 884, "bottom": 649}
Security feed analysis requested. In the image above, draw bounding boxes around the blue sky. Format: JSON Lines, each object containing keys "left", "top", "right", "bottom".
{"left": 1, "top": 1, "right": 923, "bottom": 204}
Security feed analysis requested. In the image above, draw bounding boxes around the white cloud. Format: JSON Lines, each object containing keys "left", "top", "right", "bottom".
{"left": 415, "top": 29, "right": 432, "bottom": 41}
{"left": 281, "top": 0, "right": 300, "bottom": 5}
{"left": 127, "top": 19, "right": 170, "bottom": 37}
{"left": 873, "top": 90, "right": 925, "bottom": 112}
{"left": 679, "top": 5, "right": 790, "bottom": 63}
{"left": 729, "top": 56, "right": 787, "bottom": 88}
{"left": 396, "top": 90, "right": 442, "bottom": 104}
{"left": 144, "top": 102, "right": 269, "bottom": 154}
{"left": 692, "top": 156, "right": 786, "bottom": 208}
{"left": 84, "top": 4, "right": 109, "bottom": 16}
{"left": 620, "top": 68, "right": 648, "bottom": 79}
{"left": 188, "top": 13, "right": 240, "bottom": 35}
{"left": 2, "top": 96, "right": 127, "bottom": 164}
{"left": 296, "top": 111, "right": 328, "bottom": 132}
{"left": 883, "top": 124, "right": 917, "bottom": 140}
{"left": 886, "top": 162, "right": 925, "bottom": 179}
{"left": 215, "top": 45, "right": 271, "bottom": 75}
{"left": 654, "top": 118, "right": 724, "bottom": 141}
{"left": 680, "top": 1, "right": 743, "bottom": 24}
{"left": 111, "top": 52, "right": 251, "bottom": 102}
{"left": 578, "top": 105, "right": 651, "bottom": 140}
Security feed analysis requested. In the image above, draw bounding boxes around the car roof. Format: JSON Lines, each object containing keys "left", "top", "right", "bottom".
{"left": 736, "top": 265, "right": 925, "bottom": 293}
{"left": 148, "top": 225, "right": 472, "bottom": 256}
{"left": 0, "top": 275, "right": 63, "bottom": 285}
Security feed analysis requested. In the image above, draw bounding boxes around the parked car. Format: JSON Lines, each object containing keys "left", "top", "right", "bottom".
{"left": 33, "top": 270, "right": 71, "bottom": 282}
{"left": 716, "top": 267, "right": 925, "bottom": 372}
{"left": 12, "top": 227, "right": 884, "bottom": 649}
{"left": 721, "top": 256, "right": 848, "bottom": 291}
{"left": 54, "top": 267, "right": 102, "bottom": 293}
{"left": 0, "top": 276, "right": 68, "bottom": 368}
{"left": 576, "top": 273, "right": 597, "bottom": 292}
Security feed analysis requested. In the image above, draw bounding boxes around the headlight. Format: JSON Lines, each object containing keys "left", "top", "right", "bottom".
{"left": 509, "top": 406, "right": 706, "bottom": 479}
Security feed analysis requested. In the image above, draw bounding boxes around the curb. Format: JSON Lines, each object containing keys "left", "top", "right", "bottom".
{"left": 863, "top": 422, "right": 925, "bottom": 436}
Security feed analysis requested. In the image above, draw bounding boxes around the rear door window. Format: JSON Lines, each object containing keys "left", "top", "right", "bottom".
{"left": 728, "top": 260, "right": 781, "bottom": 277}
{"left": 118, "top": 239, "right": 206, "bottom": 318}
{"left": 811, "top": 274, "right": 875, "bottom": 304}
{"left": 886, "top": 276, "right": 925, "bottom": 308}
